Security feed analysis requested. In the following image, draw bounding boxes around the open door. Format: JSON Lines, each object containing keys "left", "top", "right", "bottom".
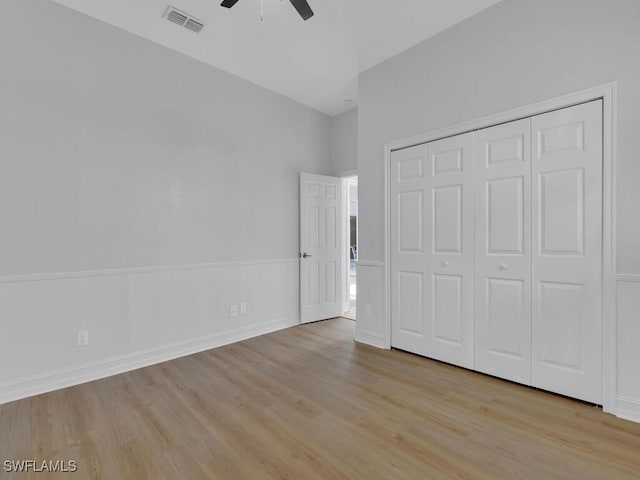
{"left": 300, "top": 173, "right": 344, "bottom": 324}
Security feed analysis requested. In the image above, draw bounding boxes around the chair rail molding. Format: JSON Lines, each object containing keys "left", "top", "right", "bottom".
{"left": 617, "top": 274, "right": 640, "bottom": 283}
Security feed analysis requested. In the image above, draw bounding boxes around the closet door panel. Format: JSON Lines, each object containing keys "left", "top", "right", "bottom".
{"left": 474, "top": 119, "right": 532, "bottom": 384}
{"left": 485, "top": 278, "right": 526, "bottom": 354}
{"left": 426, "top": 134, "right": 475, "bottom": 368}
{"left": 531, "top": 100, "right": 603, "bottom": 404}
{"left": 390, "top": 144, "right": 429, "bottom": 356}
{"left": 433, "top": 274, "right": 463, "bottom": 344}
{"left": 433, "top": 185, "right": 463, "bottom": 253}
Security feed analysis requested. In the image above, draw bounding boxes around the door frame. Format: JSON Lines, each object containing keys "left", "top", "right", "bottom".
{"left": 340, "top": 173, "right": 358, "bottom": 315}
{"left": 383, "top": 83, "right": 618, "bottom": 414}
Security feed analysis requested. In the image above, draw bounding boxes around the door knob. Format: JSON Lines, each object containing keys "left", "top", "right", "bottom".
{"left": 498, "top": 263, "right": 509, "bottom": 270}
{"left": 442, "top": 261, "right": 449, "bottom": 267}
{"left": 301, "top": 253, "right": 312, "bottom": 258}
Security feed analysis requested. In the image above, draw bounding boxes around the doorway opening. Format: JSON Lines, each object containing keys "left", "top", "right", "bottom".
{"left": 344, "top": 176, "right": 357, "bottom": 320}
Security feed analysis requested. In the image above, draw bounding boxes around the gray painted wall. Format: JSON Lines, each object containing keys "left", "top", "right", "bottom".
{"left": 0, "top": 0, "right": 333, "bottom": 402}
{"left": 331, "top": 107, "right": 358, "bottom": 176}
{"left": 358, "top": 0, "right": 640, "bottom": 273}
{"left": 0, "top": 0, "right": 332, "bottom": 276}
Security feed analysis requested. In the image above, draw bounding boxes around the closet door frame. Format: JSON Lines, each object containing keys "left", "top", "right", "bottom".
{"left": 384, "top": 83, "right": 617, "bottom": 415}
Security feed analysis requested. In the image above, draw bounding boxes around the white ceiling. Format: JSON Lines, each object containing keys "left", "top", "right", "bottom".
{"left": 51, "top": 0, "right": 502, "bottom": 116}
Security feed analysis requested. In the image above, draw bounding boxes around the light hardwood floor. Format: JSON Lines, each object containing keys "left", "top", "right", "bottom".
{"left": 1, "top": 318, "right": 639, "bottom": 479}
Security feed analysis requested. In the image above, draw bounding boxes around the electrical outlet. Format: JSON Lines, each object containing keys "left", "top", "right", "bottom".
{"left": 240, "top": 302, "right": 247, "bottom": 315}
{"left": 77, "top": 330, "right": 89, "bottom": 346}
{"left": 229, "top": 305, "right": 238, "bottom": 318}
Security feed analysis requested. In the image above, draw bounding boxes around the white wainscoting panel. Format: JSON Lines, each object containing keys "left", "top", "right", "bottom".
{"left": 355, "top": 261, "right": 386, "bottom": 348}
{"left": 616, "top": 274, "right": 640, "bottom": 423}
{"left": 0, "top": 259, "right": 299, "bottom": 404}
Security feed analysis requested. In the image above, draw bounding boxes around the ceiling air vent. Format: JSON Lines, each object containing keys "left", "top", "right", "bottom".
{"left": 164, "top": 6, "right": 205, "bottom": 33}
{"left": 184, "top": 18, "right": 205, "bottom": 33}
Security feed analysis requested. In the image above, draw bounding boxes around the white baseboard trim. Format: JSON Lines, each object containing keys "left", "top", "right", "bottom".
{"left": 355, "top": 331, "right": 387, "bottom": 349}
{"left": 0, "top": 317, "right": 299, "bottom": 405}
{"left": 616, "top": 396, "right": 640, "bottom": 423}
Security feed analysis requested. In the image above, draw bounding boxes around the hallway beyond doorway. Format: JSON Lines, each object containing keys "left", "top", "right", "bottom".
{"left": 343, "top": 175, "right": 357, "bottom": 320}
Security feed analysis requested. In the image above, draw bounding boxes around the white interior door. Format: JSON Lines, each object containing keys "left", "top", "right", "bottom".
{"left": 531, "top": 100, "right": 603, "bottom": 403}
{"left": 425, "top": 134, "right": 475, "bottom": 368}
{"left": 300, "top": 173, "right": 343, "bottom": 324}
{"left": 390, "top": 144, "right": 429, "bottom": 355}
{"left": 474, "top": 118, "right": 532, "bottom": 384}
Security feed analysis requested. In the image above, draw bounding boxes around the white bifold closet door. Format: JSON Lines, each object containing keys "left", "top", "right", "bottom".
{"left": 531, "top": 101, "right": 603, "bottom": 404}
{"left": 390, "top": 134, "right": 475, "bottom": 368}
{"left": 390, "top": 144, "right": 429, "bottom": 356}
{"left": 425, "top": 135, "right": 475, "bottom": 368}
{"left": 390, "top": 100, "right": 603, "bottom": 404}
{"left": 474, "top": 118, "right": 532, "bottom": 384}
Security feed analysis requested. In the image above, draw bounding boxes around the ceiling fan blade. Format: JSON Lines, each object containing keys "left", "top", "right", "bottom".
{"left": 220, "top": 0, "right": 240, "bottom": 8}
{"left": 289, "top": 0, "right": 314, "bottom": 20}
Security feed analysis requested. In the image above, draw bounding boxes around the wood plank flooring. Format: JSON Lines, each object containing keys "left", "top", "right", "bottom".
{"left": 1, "top": 318, "right": 639, "bottom": 479}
